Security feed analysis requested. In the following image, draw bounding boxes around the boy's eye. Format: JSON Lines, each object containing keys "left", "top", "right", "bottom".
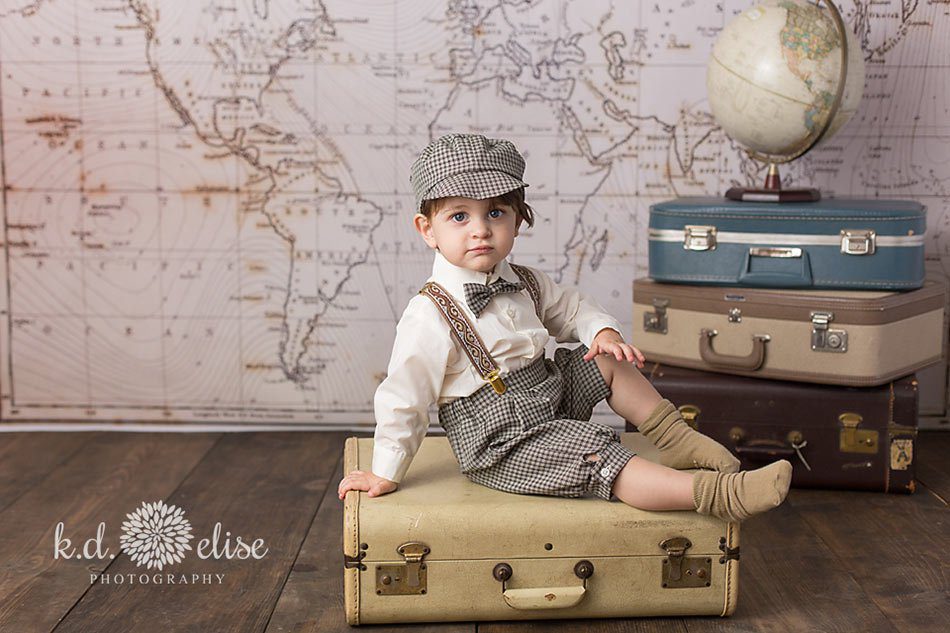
{"left": 489, "top": 208, "right": 505, "bottom": 218}
{"left": 451, "top": 212, "right": 467, "bottom": 222}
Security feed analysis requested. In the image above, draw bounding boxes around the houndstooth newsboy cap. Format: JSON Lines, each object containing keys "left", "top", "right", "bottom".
{"left": 410, "top": 133, "right": 529, "bottom": 213}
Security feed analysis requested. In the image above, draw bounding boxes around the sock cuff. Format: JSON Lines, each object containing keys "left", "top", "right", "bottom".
{"left": 692, "top": 470, "right": 715, "bottom": 514}
{"left": 637, "top": 398, "right": 677, "bottom": 434}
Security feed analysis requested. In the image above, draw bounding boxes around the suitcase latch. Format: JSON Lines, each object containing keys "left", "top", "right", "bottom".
{"left": 643, "top": 298, "right": 669, "bottom": 334}
{"left": 678, "top": 405, "right": 700, "bottom": 430}
{"left": 840, "top": 229, "right": 876, "bottom": 255}
{"left": 375, "top": 541, "right": 430, "bottom": 596}
{"left": 839, "top": 412, "right": 879, "bottom": 454}
{"left": 810, "top": 311, "right": 848, "bottom": 353}
{"left": 683, "top": 225, "right": 717, "bottom": 251}
{"left": 660, "top": 537, "right": 711, "bottom": 588}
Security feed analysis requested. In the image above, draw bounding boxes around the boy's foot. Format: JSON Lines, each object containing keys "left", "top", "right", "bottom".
{"left": 637, "top": 399, "right": 740, "bottom": 473}
{"left": 692, "top": 460, "right": 793, "bottom": 522}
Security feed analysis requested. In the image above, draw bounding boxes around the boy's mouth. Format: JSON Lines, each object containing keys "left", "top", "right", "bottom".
{"left": 469, "top": 246, "right": 493, "bottom": 254}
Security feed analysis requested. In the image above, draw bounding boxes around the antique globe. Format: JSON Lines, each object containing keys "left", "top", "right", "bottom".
{"left": 706, "top": 0, "right": 865, "bottom": 201}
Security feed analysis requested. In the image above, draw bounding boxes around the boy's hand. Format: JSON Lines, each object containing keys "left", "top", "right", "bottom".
{"left": 338, "top": 470, "right": 398, "bottom": 501}
{"left": 584, "top": 328, "right": 645, "bottom": 368}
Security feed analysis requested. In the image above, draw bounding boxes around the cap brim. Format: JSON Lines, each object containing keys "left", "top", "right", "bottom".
{"left": 421, "top": 171, "right": 528, "bottom": 209}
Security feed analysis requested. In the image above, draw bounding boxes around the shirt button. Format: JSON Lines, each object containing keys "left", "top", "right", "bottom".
{"left": 506, "top": 307, "right": 516, "bottom": 318}
{"left": 599, "top": 467, "right": 610, "bottom": 478}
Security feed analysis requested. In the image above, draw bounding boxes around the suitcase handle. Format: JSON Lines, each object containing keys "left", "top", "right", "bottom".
{"left": 493, "top": 561, "right": 592, "bottom": 610}
{"left": 501, "top": 585, "right": 587, "bottom": 610}
{"left": 699, "top": 329, "right": 770, "bottom": 371}
{"left": 734, "top": 443, "right": 795, "bottom": 461}
{"left": 732, "top": 431, "right": 810, "bottom": 470}
{"left": 738, "top": 248, "right": 813, "bottom": 287}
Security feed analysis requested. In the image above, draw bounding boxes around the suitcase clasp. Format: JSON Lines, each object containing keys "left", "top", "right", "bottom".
{"left": 375, "top": 541, "right": 430, "bottom": 596}
{"left": 838, "top": 412, "right": 879, "bottom": 454}
{"left": 810, "top": 312, "right": 848, "bottom": 353}
{"left": 643, "top": 298, "right": 669, "bottom": 334}
{"left": 678, "top": 405, "right": 700, "bottom": 430}
{"left": 683, "top": 225, "right": 717, "bottom": 251}
{"left": 660, "top": 537, "right": 711, "bottom": 588}
{"left": 840, "top": 229, "right": 876, "bottom": 255}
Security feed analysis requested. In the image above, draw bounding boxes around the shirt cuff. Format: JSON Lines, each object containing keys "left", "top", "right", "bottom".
{"left": 371, "top": 444, "right": 412, "bottom": 484}
{"left": 578, "top": 317, "right": 624, "bottom": 349}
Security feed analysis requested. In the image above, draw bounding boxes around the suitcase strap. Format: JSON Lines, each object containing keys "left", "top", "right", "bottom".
{"left": 419, "top": 265, "right": 542, "bottom": 396}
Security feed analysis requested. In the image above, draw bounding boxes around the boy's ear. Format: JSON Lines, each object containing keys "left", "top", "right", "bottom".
{"left": 515, "top": 215, "right": 523, "bottom": 236}
{"left": 413, "top": 213, "right": 439, "bottom": 249}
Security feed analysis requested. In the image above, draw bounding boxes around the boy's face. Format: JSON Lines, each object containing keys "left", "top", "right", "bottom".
{"left": 413, "top": 196, "right": 521, "bottom": 273}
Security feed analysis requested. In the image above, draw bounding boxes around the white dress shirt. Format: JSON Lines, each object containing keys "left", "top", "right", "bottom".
{"left": 372, "top": 250, "right": 624, "bottom": 483}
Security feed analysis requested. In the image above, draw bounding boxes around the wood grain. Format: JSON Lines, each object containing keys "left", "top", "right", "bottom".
{"left": 52, "top": 432, "right": 345, "bottom": 633}
{"left": 0, "top": 432, "right": 220, "bottom": 632}
{"left": 916, "top": 431, "right": 950, "bottom": 502}
{"left": 677, "top": 489, "right": 898, "bottom": 633}
{"left": 0, "top": 433, "right": 93, "bottom": 513}
{"left": 789, "top": 486, "right": 949, "bottom": 633}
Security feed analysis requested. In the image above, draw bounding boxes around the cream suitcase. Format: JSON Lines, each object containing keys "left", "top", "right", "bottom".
{"left": 342, "top": 434, "right": 739, "bottom": 625}
{"left": 634, "top": 278, "right": 947, "bottom": 387}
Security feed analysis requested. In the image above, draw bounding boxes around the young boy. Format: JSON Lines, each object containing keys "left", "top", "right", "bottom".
{"left": 338, "top": 133, "right": 791, "bottom": 522}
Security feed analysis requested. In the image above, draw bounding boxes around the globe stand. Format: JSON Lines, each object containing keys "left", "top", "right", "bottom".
{"left": 725, "top": 163, "right": 821, "bottom": 203}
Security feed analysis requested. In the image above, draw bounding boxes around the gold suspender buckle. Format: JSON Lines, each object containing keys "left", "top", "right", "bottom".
{"left": 486, "top": 369, "right": 507, "bottom": 395}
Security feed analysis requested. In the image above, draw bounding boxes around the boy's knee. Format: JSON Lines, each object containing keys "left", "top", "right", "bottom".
{"left": 593, "top": 353, "right": 620, "bottom": 385}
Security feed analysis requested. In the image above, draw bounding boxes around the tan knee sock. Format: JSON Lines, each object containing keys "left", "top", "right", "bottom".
{"left": 693, "top": 460, "right": 792, "bottom": 522}
{"left": 637, "top": 399, "right": 740, "bottom": 473}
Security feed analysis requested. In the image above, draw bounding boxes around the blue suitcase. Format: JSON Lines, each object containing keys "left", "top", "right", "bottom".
{"left": 648, "top": 197, "right": 926, "bottom": 290}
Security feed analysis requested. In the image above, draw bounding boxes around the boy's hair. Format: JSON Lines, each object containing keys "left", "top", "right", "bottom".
{"left": 418, "top": 187, "right": 535, "bottom": 228}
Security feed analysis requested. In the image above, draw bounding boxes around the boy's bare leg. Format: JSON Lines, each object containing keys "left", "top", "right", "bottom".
{"left": 611, "top": 456, "right": 695, "bottom": 511}
{"left": 594, "top": 354, "right": 740, "bottom": 473}
{"left": 593, "top": 354, "right": 664, "bottom": 426}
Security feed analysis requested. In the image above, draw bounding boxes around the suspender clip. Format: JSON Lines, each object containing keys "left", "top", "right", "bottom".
{"left": 486, "top": 369, "right": 507, "bottom": 395}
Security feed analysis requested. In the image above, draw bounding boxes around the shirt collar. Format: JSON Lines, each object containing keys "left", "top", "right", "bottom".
{"left": 429, "top": 250, "right": 520, "bottom": 300}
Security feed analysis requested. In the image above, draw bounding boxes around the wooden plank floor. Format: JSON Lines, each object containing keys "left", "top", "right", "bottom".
{"left": 0, "top": 431, "right": 947, "bottom": 633}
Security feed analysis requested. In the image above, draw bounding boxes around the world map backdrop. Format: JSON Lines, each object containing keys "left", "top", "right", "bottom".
{"left": 1, "top": 0, "right": 947, "bottom": 427}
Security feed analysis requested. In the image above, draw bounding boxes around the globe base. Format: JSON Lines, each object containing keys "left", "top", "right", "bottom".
{"left": 725, "top": 186, "right": 821, "bottom": 203}
{"left": 725, "top": 162, "right": 821, "bottom": 203}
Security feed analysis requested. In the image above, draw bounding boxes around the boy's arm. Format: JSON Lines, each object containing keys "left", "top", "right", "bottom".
{"left": 529, "top": 266, "right": 624, "bottom": 348}
{"left": 371, "top": 296, "right": 455, "bottom": 484}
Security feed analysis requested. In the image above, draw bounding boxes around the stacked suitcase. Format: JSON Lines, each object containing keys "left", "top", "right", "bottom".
{"left": 630, "top": 197, "right": 947, "bottom": 493}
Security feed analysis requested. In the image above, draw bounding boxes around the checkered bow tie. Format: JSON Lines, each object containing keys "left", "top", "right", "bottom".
{"left": 463, "top": 278, "right": 525, "bottom": 316}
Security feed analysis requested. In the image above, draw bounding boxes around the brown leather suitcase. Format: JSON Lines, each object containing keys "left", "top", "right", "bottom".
{"left": 627, "top": 363, "right": 919, "bottom": 494}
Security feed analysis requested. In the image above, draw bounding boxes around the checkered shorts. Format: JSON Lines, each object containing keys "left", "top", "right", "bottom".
{"left": 438, "top": 344, "right": 636, "bottom": 500}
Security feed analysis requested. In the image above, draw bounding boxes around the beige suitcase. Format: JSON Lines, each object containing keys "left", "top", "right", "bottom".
{"left": 342, "top": 434, "right": 739, "bottom": 625}
{"left": 634, "top": 278, "right": 947, "bottom": 387}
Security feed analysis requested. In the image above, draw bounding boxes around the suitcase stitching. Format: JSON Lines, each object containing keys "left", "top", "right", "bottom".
{"left": 651, "top": 273, "right": 923, "bottom": 287}
{"left": 650, "top": 210, "right": 926, "bottom": 221}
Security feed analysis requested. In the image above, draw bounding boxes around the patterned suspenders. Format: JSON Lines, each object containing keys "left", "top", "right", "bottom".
{"left": 419, "top": 263, "right": 542, "bottom": 395}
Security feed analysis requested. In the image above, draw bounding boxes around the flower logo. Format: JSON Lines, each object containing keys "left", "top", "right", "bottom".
{"left": 120, "top": 501, "right": 194, "bottom": 570}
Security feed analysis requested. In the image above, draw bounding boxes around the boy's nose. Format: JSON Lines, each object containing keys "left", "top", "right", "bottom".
{"left": 471, "top": 219, "right": 491, "bottom": 237}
